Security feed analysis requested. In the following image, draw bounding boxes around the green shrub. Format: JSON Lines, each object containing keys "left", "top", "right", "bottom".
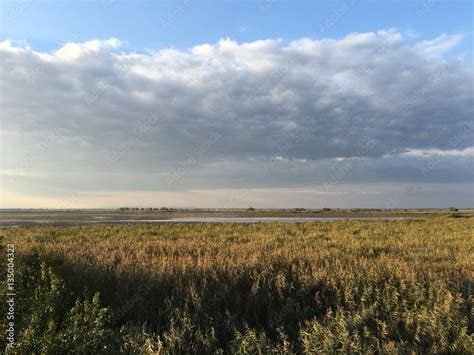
{"left": 11, "top": 261, "right": 119, "bottom": 354}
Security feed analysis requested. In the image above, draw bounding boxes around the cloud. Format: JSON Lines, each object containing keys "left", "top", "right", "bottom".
{"left": 402, "top": 147, "right": 474, "bottom": 158}
{"left": 0, "top": 31, "right": 473, "bottom": 206}
{"left": 414, "top": 33, "right": 464, "bottom": 57}
{"left": 54, "top": 38, "right": 122, "bottom": 60}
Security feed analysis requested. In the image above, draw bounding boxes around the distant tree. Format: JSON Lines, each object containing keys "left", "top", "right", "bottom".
{"left": 448, "top": 207, "right": 459, "bottom": 212}
{"left": 247, "top": 207, "right": 255, "bottom": 211}
{"left": 322, "top": 208, "right": 332, "bottom": 212}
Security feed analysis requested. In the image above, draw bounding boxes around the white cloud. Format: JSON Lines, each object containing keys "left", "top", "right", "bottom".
{"left": 402, "top": 147, "right": 474, "bottom": 158}
{"left": 53, "top": 38, "right": 122, "bottom": 60}
{"left": 1, "top": 30, "right": 473, "bottom": 207}
{"left": 414, "top": 34, "right": 464, "bottom": 57}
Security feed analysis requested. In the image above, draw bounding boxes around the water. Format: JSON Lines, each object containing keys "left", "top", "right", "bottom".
{"left": 0, "top": 214, "right": 420, "bottom": 227}
{"left": 98, "top": 216, "right": 414, "bottom": 224}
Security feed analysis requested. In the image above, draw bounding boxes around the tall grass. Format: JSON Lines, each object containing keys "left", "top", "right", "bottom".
{"left": 1, "top": 218, "right": 473, "bottom": 353}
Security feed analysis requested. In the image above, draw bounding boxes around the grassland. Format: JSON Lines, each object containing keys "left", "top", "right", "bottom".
{"left": 1, "top": 217, "right": 473, "bottom": 353}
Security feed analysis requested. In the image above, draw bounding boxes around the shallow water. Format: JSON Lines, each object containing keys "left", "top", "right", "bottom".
{"left": 100, "top": 216, "right": 414, "bottom": 224}
{"left": 0, "top": 214, "right": 423, "bottom": 227}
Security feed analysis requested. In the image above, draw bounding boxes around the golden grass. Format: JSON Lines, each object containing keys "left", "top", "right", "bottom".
{"left": 2, "top": 217, "right": 473, "bottom": 353}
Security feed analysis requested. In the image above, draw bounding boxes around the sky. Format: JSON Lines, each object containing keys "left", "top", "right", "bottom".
{"left": 0, "top": 0, "right": 473, "bottom": 209}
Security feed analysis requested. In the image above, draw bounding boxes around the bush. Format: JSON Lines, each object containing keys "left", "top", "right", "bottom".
{"left": 10, "top": 260, "right": 119, "bottom": 354}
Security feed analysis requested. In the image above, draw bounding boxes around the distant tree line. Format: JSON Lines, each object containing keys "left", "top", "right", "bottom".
{"left": 119, "top": 207, "right": 175, "bottom": 212}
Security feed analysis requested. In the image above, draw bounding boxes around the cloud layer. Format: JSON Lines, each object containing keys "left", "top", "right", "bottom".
{"left": 1, "top": 30, "right": 473, "bottom": 207}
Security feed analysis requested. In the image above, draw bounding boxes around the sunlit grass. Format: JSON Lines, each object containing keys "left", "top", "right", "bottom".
{"left": 1, "top": 217, "right": 473, "bottom": 353}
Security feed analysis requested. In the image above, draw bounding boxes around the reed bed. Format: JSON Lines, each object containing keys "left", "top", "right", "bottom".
{"left": 1, "top": 218, "right": 473, "bottom": 353}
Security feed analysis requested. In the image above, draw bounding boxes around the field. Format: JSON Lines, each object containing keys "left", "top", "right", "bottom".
{"left": 1, "top": 217, "right": 473, "bottom": 353}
